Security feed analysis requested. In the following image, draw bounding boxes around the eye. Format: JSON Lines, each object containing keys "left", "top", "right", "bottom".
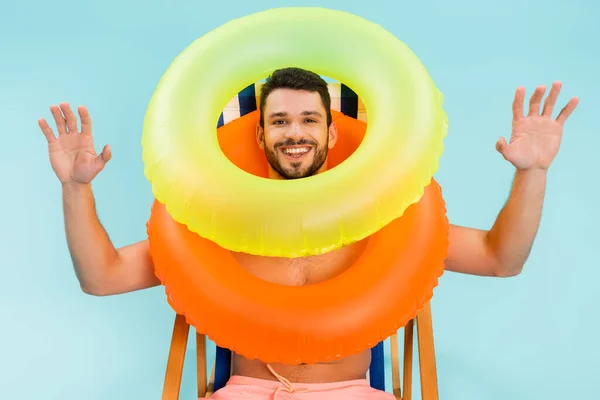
{"left": 305, "top": 118, "right": 316, "bottom": 123}
{"left": 272, "top": 120, "right": 286, "bottom": 125}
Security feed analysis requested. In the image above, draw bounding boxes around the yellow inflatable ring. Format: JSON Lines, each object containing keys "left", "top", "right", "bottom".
{"left": 142, "top": 7, "right": 448, "bottom": 257}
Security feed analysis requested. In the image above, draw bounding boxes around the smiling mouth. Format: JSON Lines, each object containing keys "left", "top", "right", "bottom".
{"left": 280, "top": 146, "right": 312, "bottom": 159}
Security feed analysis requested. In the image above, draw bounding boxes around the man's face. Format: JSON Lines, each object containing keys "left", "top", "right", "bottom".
{"left": 257, "top": 89, "right": 337, "bottom": 179}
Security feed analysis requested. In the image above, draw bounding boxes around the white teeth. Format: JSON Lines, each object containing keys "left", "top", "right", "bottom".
{"left": 282, "top": 147, "right": 310, "bottom": 155}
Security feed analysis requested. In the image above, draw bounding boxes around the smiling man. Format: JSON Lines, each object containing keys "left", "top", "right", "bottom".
{"left": 256, "top": 68, "right": 337, "bottom": 180}
{"left": 39, "top": 66, "right": 578, "bottom": 399}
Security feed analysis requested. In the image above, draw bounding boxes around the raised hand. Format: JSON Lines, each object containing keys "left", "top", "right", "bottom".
{"left": 496, "top": 81, "right": 579, "bottom": 170}
{"left": 39, "top": 103, "right": 111, "bottom": 184}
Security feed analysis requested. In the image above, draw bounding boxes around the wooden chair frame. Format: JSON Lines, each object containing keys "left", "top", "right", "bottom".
{"left": 160, "top": 301, "right": 439, "bottom": 400}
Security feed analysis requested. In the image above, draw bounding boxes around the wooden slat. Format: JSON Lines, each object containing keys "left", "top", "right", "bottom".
{"left": 403, "top": 319, "right": 414, "bottom": 400}
{"left": 161, "top": 314, "right": 190, "bottom": 400}
{"left": 205, "top": 359, "right": 216, "bottom": 397}
{"left": 390, "top": 333, "right": 402, "bottom": 399}
{"left": 196, "top": 333, "right": 207, "bottom": 397}
{"left": 416, "top": 302, "right": 439, "bottom": 400}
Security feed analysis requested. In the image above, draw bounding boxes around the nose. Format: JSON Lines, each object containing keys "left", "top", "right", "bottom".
{"left": 285, "top": 122, "right": 301, "bottom": 138}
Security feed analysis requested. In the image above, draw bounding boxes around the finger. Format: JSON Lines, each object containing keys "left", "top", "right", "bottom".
{"left": 95, "top": 144, "right": 112, "bottom": 168}
{"left": 496, "top": 136, "right": 509, "bottom": 156}
{"left": 528, "top": 85, "right": 546, "bottom": 116}
{"left": 512, "top": 87, "right": 525, "bottom": 121}
{"left": 38, "top": 118, "right": 57, "bottom": 143}
{"left": 50, "top": 105, "right": 67, "bottom": 135}
{"left": 542, "top": 81, "right": 562, "bottom": 117}
{"left": 60, "top": 102, "right": 79, "bottom": 134}
{"left": 78, "top": 105, "right": 92, "bottom": 136}
{"left": 556, "top": 96, "right": 580, "bottom": 125}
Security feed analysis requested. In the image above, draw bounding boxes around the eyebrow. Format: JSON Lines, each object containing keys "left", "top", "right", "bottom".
{"left": 268, "top": 110, "right": 323, "bottom": 119}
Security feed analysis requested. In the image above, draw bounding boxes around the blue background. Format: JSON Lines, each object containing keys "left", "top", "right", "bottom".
{"left": 2, "top": 0, "right": 598, "bottom": 399}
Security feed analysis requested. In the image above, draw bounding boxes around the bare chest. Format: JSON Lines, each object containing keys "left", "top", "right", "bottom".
{"left": 230, "top": 239, "right": 368, "bottom": 286}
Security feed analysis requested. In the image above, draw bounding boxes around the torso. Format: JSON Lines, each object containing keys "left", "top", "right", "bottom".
{"left": 229, "top": 238, "right": 371, "bottom": 383}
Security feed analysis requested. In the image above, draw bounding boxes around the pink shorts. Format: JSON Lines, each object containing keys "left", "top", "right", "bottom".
{"left": 208, "top": 375, "right": 396, "bottom": 399}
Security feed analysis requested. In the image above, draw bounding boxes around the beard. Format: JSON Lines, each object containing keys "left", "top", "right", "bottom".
{"left": 264, "top": 136, "right": 328, "bottom": 179}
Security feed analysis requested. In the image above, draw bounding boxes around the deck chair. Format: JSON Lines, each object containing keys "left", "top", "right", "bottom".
{"left": 159, "top": 82, "right": 440, "bottom": 400}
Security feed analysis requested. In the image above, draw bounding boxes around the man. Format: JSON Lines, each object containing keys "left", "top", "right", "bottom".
{"left": 38, "top": 67, "right": 578, "bottom": 399}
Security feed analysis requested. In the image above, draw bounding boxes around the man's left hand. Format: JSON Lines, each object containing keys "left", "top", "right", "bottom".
{"left": 496, "top": 81, "right": 579, "bottom": 170}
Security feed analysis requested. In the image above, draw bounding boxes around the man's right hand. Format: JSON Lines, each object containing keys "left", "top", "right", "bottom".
{"left": 38, "top": 102, "right": 111, "bottom": 185}
{"left": 38, "top": 102, "right": 160, "bottom": 296}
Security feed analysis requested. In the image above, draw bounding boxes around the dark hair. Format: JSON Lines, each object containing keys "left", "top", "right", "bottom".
{"left": 259, "top": 67, "right": 332, "bottom": 128}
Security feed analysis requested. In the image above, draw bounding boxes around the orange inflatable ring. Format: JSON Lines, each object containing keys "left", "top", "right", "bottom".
{"left": 147, "top": 110, "right": 448, "bottom": 364}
